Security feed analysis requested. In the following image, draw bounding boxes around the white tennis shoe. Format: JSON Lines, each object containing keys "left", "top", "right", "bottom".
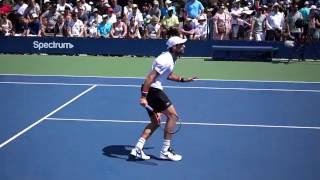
{"left": 130, "top": 147, "right": 150, "bottom": 160}
{"left": 160, "top": 147, "right": 182, "bottom": 161}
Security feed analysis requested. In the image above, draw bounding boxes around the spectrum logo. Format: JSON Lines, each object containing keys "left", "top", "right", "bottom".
{"left": 33, "top": 41, "right": 74, "bottom": 50}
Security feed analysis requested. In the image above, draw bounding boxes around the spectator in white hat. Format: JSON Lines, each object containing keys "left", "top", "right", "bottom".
{"left": 145, "top": 16, "right": 161, "bottom": 39}
{"left": 161, "top": 6, "right": 179, "bottom": 38}
{"left": 194, "top": 14, "right": 208, "bottom": 40}
{"left": 161, "top": 0, "right": 176, "bottom": 18}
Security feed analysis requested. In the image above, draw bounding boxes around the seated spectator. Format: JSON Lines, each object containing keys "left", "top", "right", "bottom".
{"left": 250, "top": 6, "right": 266, "bottom": 41}
{"left": 0, "top": 0, "right": 12, "bottom": 15}
{"left": 194, "top": 14, "right": 208, "bottom": 40}
{"left": 97, "top": 14, "right": 112, "bottom": 38}
{"left": 54, "top": 14, "right": 66, "bottom": 37}
{"left": 213, "top": 5, "right": 231, "bottom": 40}
{"left": 184, "top": 0, "right": 204, "bottom": 20}
{"left": 79, "top": 0, "right": 92, "bottom": 13}
{"left": 12, "top": 15, "right": 28, "bottom": 36}
{"left": 110, "top": 15, "right": 127, "bottom": 38}
{"left": 160, "top": 0, "right": 176, "bottom": 19}
{"left": 149, "top": 0, "right": 161, "bottom": 21}
{"left": 41, "top": 4, "right": 60, "bottom": 35}
{"left": 56, "top": 0, "right": 73, "bottom": 14}
{"left": 68, "top": 12, "right": 84, "bottom": 37}
{"left": 107, "top": 7, "right": 116, "bottom": 25}
{"left": 127, "top": 16, "right": 141, "bottom": 39}
{"left": 0, "top": 13, "right": 12, "bottom": 36}
{"left": 12, "top": 0, "right": 28, "bottom": 17}
{"left": 179, "top": 17, "right": 195, "bottom": 39}
{"left": 161, "top": 6, "right": 179, "bottom": 38}
{"left": 123, "top": 0, "right": 134, "bottom": 22}
{"left": 77, "top": 6, "right": 88, "bottom": 37}
{"left": 23, "top": 0, "right": 41, "bottom": 19}
{"left": 127, "top": 4, "right": 144, "bottom": 28}
{"left": 110, "top": 0, "right": 122, "bottom": 17}
{"left": 42, "top": 0, "right": 51, "bottom": 13}
{"left": 88, "top": 8, "right": 102, "bottom": 37}
{"left": 26, "top": 13, "right": 41, "bottom": 36}
{"left": 144, "top": 16, "right": 161, "bottom": 39}
{"left": 265, "top": 3, "right": 285, "bottom": 41}
{"left": 63, "top": 6, "right": 72, "bottom": 18}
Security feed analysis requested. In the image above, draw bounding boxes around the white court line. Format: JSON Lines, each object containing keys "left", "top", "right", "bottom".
{"left": 1, "top": 73, "right": 320, "bottom": 84}
{"left": 0, "top": 85, "right": 97, "bottom": 149}
{"left": 0, "top": 81, "right": 320, "bottom": 93}
{"left": 46, "top": 117, "right": 320, "bottom": 130}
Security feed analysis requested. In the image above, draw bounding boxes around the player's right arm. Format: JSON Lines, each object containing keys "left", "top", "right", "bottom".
{"left": 140, "top": 70, "right": 159, "bottom": 107}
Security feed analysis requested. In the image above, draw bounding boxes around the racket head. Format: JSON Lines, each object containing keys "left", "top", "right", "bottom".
{"left": 158, "top": 114, "right": 182, "bottom": 134}
{"left": 145, "top": 105, "right": 181, "bottom": 134}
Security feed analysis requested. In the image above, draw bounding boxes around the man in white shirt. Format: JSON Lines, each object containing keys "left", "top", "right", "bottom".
{"left": 265, "top": 3, "right": 285, "bottom": 41}
{"left": 130, "top": 36, "right": 197, "bottom": 161}
{"left": 68, "top": 12, "right": 84, "bottom": 37}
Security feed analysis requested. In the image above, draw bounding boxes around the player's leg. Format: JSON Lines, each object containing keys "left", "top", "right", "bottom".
{"left": 159, "top": 105, "right": 182, "bottom": 161}
{"left": 130, "top": 113, "right": 160, "bottom": 160}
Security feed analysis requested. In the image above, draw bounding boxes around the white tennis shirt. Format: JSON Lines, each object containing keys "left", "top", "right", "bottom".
{"left": 150, "top": 51, "right": 175, "bottom": 90}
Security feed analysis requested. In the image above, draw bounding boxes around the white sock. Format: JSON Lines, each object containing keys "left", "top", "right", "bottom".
{"left": 161, "top": 139, "right": 171, "bottom": 152}
{"left": 135, "top": 137, "right": 146, "bottom": 150}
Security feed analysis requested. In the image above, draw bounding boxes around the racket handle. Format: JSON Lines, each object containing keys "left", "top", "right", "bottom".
{"left": 145, "top": 104, "right": 154, "bottom": 112}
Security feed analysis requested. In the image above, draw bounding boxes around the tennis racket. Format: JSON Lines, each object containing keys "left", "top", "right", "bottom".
{"left": 145, "top": 105, "right": 182, "bottom": 134}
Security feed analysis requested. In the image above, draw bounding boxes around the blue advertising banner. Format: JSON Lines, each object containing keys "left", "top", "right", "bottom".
{"left": 1, "top": 36, "right": 319, "bottom": 60}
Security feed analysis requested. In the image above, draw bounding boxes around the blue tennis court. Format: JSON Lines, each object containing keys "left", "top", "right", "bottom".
{"left": 1, "top": 74, "right": 320, "bottom": 180}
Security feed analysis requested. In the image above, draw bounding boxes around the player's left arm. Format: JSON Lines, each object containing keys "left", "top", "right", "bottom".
{"left": 167, "top": 72, "right": 198, "bottom": 82}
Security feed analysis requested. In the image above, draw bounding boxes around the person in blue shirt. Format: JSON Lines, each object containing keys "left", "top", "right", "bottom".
{"left": 184, "top": 0, "right": 204, "bottom": 19}
{"left": 27, "top": 13, "right": 42, "bottom": 36}
{"left": 97, "top": 14, "right": 112, "bottom": 38}
{"left": 160, "top": 0, "right": 176, "bottom": 19}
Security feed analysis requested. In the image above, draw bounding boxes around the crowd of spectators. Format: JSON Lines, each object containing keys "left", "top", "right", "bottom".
{"left": 0, "top": 0, "right": 319, "bottom": 41}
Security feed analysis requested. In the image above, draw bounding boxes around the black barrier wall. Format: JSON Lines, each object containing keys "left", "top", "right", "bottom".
{"left": 1, "top": 36, "right": 319, "bottom": 60}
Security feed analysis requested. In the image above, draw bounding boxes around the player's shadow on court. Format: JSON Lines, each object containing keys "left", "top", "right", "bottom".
{"left": 102, "top": 145, "right": 163, "bottom": 166}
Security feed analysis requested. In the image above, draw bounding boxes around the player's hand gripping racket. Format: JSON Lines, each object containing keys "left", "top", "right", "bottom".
{"left": 145, "top": 105, "right": 182, "bottom": 134}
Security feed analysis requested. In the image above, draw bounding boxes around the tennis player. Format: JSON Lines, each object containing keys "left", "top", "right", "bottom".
{"left": 130, "top": 36, "right": 197, "bottom": 161}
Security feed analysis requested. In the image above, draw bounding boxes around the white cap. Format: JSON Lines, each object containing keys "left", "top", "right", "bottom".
{"left": 165, "top": 0, "right": 172, "bottom": 4}
{"left": 166, "top": 36, "right": 187, "bottom": 49}
{"left": 242, "top": 7, "right": 253, "bottom": 14}
{"left": 44, "top": 0, "right": 50, "bottom": 3}
{"left": 198, "top": 14, "right": 206, "bottom": 20}
{"left": 311, "top": 5, "right": 317, "bottom": 9}
{"left": 304, "top": 1, "right": 309, "bottom": 5}
{"left": 168, "top": 6, "right": 174, "bottom": 11}
{"left": 31, "top": 13, "right": 38, "bottom": 18}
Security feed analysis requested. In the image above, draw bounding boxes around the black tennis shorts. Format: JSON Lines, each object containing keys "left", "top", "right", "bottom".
{"left": 146, "top": 86, "right": 172, "bottom": 114}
